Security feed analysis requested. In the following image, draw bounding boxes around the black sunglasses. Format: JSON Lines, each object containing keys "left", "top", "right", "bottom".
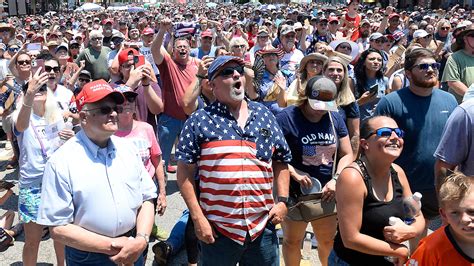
{"left": 125, "top": 94, "right": 137, "bottom": 102}
{"left": 17, "top": 60, "right": 31, "bottom": 65}
{"left": 365, "top": 127, "right": 404, "bottom": 139}
{"left": 86, "top": 105, "right": 124, "bottom": 115}
{"left": 440, "top": 27, "right": 450, "bottom": 30}
{"left": 412, "top": 63, "right": 441, "bottom": 71}
{"left": 45, "top": 66, "right": 61, "bottom": 73}
{"left": 78, "top": 78, "right": 90, "bottom": 83}
{"left": 218, "top": 66, "right": 245, "bottom": 77}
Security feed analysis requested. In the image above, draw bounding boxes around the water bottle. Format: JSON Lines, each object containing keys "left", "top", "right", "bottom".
{"left": 302, "top": 233, "right": 312, "bottom": 260}
{"left": 385, "top": 217, "right": 404, "bottom": 263}
{"left": 403, "top": 192, "right": 422, "bottom": 225}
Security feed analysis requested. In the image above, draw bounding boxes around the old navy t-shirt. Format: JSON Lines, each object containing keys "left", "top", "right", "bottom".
{"left": 276, "top": 106, "right": 348, "bottom": 196}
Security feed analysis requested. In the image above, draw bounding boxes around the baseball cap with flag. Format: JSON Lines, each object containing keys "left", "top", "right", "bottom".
{"left": 76, "top": 80, "right": 124, "bottom": 111}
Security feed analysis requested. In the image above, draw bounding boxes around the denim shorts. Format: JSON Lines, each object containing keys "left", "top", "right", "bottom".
{"left": 200, "top": 223, "right": 279, "bottom": 266}
{"left": 18, "top": 184, "right": 42, "bottom": 223}
{"left": 328, "top": 250, "right": 351, "bottom": 266}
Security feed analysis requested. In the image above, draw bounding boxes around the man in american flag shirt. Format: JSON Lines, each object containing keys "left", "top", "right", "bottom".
{"left": 176, "top": 56, "right": 292, "bottom": 265}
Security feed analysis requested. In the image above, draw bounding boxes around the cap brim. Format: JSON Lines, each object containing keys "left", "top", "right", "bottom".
{"left": 308, "top": 99, "right": 338, "bottom": 111}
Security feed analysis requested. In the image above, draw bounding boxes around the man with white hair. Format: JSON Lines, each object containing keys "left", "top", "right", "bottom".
{"left": 75, "top": 30, "right": 111, "bottom": 81}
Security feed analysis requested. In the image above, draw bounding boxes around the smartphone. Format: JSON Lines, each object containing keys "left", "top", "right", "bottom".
{"left": 31, "top": 59, "right": 44, "bottom": 73}
{"left": 369, "top": 84, "right": 378, "bottom": 95}
{"left": 27, "top": 43, "right": 41, "bottom": 51}
{"left": 134, "top": 55, "right": 145, "bottom": 68}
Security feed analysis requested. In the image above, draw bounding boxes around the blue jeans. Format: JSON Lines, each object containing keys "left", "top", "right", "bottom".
{"left": 328, "top": 250, "right": 351, "bottom": 266}
{"left": 65, "top": 245, "right": 144, "bottom": 266}
{"left": 157, "top": 113, "right": 185, "bottom": 167}
{"left": 167, "top": 209, "right": 189, "bottom": 254}
{"left": 200, "top": 224, "right": 279, "bottom": 266}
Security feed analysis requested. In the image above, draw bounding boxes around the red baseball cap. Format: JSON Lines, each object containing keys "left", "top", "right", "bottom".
{"left": 76, "top": 80, "right": 124, "bottom": 111}
{"left": 142, "top": 28, "right": 154, "bottom": 35}
{"left": 328, "top": 16, "right": 339, "bottom": 23}
{"left": 33, "top": 35, "right": 45, "bottom": 42}
{"left": 388, "top": 13, "right": 400, "bottom": 20}
{"left": 102, "top": 19, "right": 114, "bottom": 25}
{"left": 118, "top": 48, "right": 140, "bottom": 65}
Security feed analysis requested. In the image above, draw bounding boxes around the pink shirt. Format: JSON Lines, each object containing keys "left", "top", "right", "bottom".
{"left": 115, "top": 121, "right": 162, "bottom": 178}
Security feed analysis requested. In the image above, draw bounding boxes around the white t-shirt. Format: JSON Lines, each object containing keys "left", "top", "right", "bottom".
{"left": 280, "top": 49, "right": 304, "bottom": 76}
{"left": 140, "top": 46, "right": 159, "bottom": 75}
{"left": 52, "top": 84, "right": 73, "bottom": 112}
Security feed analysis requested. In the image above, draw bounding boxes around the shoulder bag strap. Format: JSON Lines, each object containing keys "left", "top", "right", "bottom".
{"left": 328, "top": 112, "right": 338, "bottom": 177}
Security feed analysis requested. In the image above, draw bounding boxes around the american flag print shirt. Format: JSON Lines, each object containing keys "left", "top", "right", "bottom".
{"left": 176, "top": 100, "right": 292, "bottom": 245}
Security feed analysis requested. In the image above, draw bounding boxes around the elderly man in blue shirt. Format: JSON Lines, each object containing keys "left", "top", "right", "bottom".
{"left": 37, "top": 80, "right": 157, "bottom": 266}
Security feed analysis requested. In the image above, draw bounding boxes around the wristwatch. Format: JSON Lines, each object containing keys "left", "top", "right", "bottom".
{"left": 332, "top": 173, "right": 340, "bottom": 181}
{"left": 136, "top": 233, "right": 149, "bottom": 243}
{"left": 277, "top": 196, "right": 290, "bottom": 207}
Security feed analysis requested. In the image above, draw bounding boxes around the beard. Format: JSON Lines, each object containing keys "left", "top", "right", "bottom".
{"left": 360, "top": 30, "right": 370, "bottom": 38}
{"left": 411, "top": 73, "right": 438, "bottom": 88}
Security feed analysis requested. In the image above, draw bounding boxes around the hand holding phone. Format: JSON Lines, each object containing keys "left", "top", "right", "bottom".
{"left": 31, "top": 59, "right": 44, "bottom": 74}
{"left": 27, "top": 43, "right": 41, "bottom": 52}
{"left": 369, "top": 84, "right": 378, "bottom": 95}
{"left": 134, "top": 55, "right": 145, "bottom": 68}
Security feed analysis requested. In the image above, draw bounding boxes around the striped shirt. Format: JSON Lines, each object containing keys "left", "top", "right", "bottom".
{"left": 176, "top": 100, "right": 292, "bottom": 245}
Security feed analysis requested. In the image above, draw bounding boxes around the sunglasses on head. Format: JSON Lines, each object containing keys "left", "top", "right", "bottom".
{"left": 17, "top": 60, "right": 31, "bottom": 65}
{"left": 218, "top": 65, "right": 245, "bottom": 77}
{"left": 366, "top": 127, "right": 404, "bottom": 139}
{"left": 412, "top": 62, "right": 441, "bottom": 71}
{"left": 45, "top": 66, "right": 60, "bottom": 73}
{"left": 78, "top": 78, "right": 90, "bottom": 83}
{"left": 87, "top": 105, "right": 123, "bottom": 115}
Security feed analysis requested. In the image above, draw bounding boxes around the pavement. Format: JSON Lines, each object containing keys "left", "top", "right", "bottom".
{"left": 0, "top": 140, "right": 321, "bottom": 266}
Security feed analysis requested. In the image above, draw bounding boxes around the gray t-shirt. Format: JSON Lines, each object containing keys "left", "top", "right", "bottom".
{"left": 434, "top": 99, "right": 474, "bottom": 176}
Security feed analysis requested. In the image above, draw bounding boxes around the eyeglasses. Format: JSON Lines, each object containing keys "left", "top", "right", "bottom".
{"left": 412, "top": 63, "right": 441, "bottom": 71}
{"left": 218, "top": 65, "right": 245, "bottom": 77}
{"left": 374, "top": 39, "right": 387, "bottom": 44}
{"left": 295, "top": 28, "right": 302, "bottom": 32}
{"left": 78, "top": 78, "right": 90, "bottom": 83}
{"left": 44, "top": 66, "right": 61, "bottom": 73}
{"left": 319, "top": 23, "right": 328, "bottom": 26}
{"left": 366, "top": 127, "right": 404, "bottom": 139}
{"left": 338, "top": 45, "right": 352, "bottom": 51}
{"left": 91, "top": 37, "right": 103, "bottom": 41}
{"left": 17, "top": 60, "right": 31, "bottom": 65}
{"left": 125, "top": 94, "right": 137, "bottom": 102}
{"left": 86, "top": 105, "right": 123, "bottom": 115}
{"left": 232, "top": 44, "right": 246, "bottom": 49}
{"left": 9, "top": 47, "right": 19, "bottom": 52}
{"left": 440, "top": 27, "right": 450, "bottom": 30}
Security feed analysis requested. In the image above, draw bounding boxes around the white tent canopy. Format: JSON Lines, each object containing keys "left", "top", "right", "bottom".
{"left": 75, "top": 3, "right": 104, "bottom": 12}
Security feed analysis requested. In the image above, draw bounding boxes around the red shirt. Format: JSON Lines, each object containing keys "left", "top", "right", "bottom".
{"left": 344, "top": 13, "right": 361, "bottom": 42}
{"left": 157, "top": 54, "right": 199, "bottom": 120}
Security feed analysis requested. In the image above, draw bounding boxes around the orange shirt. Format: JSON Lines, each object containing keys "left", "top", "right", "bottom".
{"left": 408, "top": 225, "right": 474, "bottom": 266}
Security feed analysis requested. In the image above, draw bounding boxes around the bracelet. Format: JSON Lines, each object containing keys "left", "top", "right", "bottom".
{"left": 23, "top": 102, "right": 33, "bottom": 108}
{"left": 141, "top": 83, "right": 150, "bottom": 87}
{"left": 332, "top": 173, "right": 340, "bottom": 181}
{"left": 196, "top": 74, "right": 208, "bottom": 79}
{"left": 136, "top": 233, "right": 149, "bottom": 243}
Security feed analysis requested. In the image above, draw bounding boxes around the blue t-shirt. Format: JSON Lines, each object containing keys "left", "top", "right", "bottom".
{"left": 190, "top": 46, "right": 217, "bottom": 60}
{"left": 338, "top": 101, "right": 360, "bottom": 123}
{"left": 276, "top": 106, "right": 348, "bottom": 196}
{"left": 356, "top": 77, "right": 388, "bottom": 121}
{"left": 375, "top": 88, "right": 458, "bottom": 191}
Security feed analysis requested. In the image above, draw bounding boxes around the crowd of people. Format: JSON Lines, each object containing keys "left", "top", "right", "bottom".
{"left": 0, "top": 0, "right": 473, "bottom": 265}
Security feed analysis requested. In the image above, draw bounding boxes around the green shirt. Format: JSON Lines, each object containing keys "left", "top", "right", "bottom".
{"left": 76, "top": 46, "right": 112, "bottom": 82}
{"left": 442, "top": 50, "right": 474, "bottom": 103}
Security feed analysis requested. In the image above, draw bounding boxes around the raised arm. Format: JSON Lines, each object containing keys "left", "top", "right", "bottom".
{"left": 151, "top": 18, "right": 173, "bottom": 66}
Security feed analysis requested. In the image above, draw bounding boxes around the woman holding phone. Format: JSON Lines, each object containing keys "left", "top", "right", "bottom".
{"left": 353, "top": 48, "right": 388, "bottom": 121}
{"left": 14, "top": 66, "right": 73, "bottom": 266}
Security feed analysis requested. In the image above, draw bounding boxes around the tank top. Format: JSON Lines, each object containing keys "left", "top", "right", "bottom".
{"left": 333, "top": 160, "right": 405, "bottom": 266}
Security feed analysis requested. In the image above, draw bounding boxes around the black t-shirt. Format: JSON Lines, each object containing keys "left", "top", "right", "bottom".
{"left": 338, "top": 101, "right": 360, "bottom": 123}
{"left": 103, "top": 35, "right": 113, "bottom": 48}
{"left": 276, "top": 106, "right": 348, "bottom": 197}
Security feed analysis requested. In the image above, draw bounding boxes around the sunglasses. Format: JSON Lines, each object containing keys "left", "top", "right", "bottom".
{"left": 45, "top": 66, "right": 60, "bottom": 73}
{"left": 366, "top": 127, "right": 404, "bottom": 139}
{"left": 125, "top": 94, "right": 137, "bottom": 102}
{"left": 413, "top": 63, "right": 441, "bottom": 71}
{"left": 70, "top": 45, "right": 80, "bottom": 49}
{"left": 329, "top": 21, "right": 338, "bottom": 25}
{"left": 374, "top": 39, "right": 387, "bottom": 44}
{"left": 218, "top": 65, "right": 245, "bottom": 77}
{"left": 9, "top": 47, "right": 19, "bottom": 52}
{"left": 338, "top": 45, "right": 352, "bottom": 50}
{"left": 17, "top": 60, "right": 31, "bottom": 65}
{"left": 75, "top": 37, "right": 83, "bottom": 41}
{"left": 91, "top": 37, "right": 103, "bottom": 41}
{"left": 86, "top": 105, "right": 124, "bottom": 115}
{"left": 232, "top": 44, "right": 246, "bottom": 49}
{"left": 319, "top": 23, "right": 328, "bottom": 26}
{"left": 78, "top": 78, "right": 90, "bottom": 83}
{"left": 440, "top": 27, "right": 450, "bottom": 30}
{"left": 422, "top": 35, "right": 432, "bottom": 40}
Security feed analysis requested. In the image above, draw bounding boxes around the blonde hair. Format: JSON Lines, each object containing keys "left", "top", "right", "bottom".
{"left": 439, "top": 171, "right": 473, "bottom": 207}
{"left": 229, "top": 37, "right": 249, "bottom": 50}
{"left": 323, "top": 56, "right": 355, "bottom": 106}
{"left": 43, "top": 88, "right": 63, "bottom": 124}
